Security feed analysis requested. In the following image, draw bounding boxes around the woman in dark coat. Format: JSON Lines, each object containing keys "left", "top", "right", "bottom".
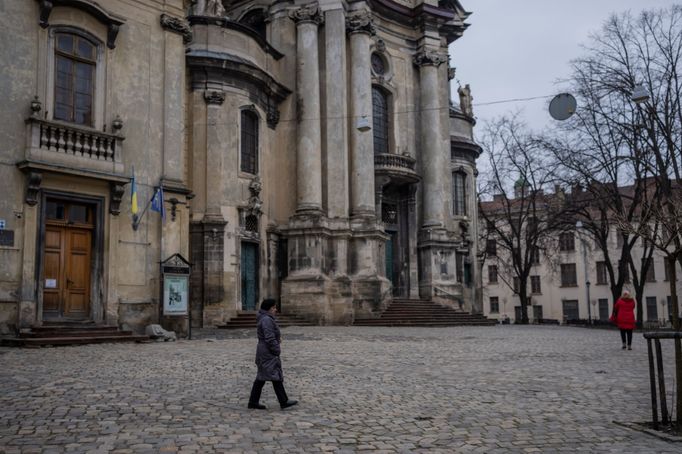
{"left": 248, "top": 299, "right": 298, "bottom": 410}
{"left": 611, "top": 291, "right": 636, "bottom": 350}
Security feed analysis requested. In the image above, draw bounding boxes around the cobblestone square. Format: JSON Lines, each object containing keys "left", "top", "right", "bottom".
{"left": 0, "top": 326, "right": 678, "bottom": 453}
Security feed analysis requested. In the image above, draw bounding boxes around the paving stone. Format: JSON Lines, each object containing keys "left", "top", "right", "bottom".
{"left": 0, "top": 326, "right": 679, "bottom": 453}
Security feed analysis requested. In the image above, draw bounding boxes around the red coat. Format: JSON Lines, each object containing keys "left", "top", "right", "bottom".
{"left": 613, "top": 297, "right": 636, "bottom": 330}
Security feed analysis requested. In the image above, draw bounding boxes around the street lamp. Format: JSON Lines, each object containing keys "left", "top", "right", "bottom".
{"left": 586, "top": 280, "right": 591, "bottom": 324}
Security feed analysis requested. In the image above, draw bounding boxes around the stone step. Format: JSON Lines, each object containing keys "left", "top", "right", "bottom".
{"left": 353, "top": 299, "right": 496, "bottom": 327}
{"left": 1, "top": 334, "right": 150, "bottom": 347}
{"left": 20, "top": 329, "right": 135, "bottom": 338}
{"left": 218, "top": 313, "right": 315, "bottom": 329}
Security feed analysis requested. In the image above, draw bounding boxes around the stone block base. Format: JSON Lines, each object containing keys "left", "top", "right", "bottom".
{"left": 352, "top": 275, "right": 391, "bottom": 319}
{"left": 118, "top": 301, "right": 157, "bottom": 334}
{"left": 281, "top": 274, "right": 353, "bottom": 325}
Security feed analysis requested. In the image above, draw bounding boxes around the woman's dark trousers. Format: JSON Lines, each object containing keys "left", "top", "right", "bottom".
{"left": 620, "top": 329, "right": 633, "bottom": 346}
{"left": 249, "top": 380, "right": 288, "bottom": 406}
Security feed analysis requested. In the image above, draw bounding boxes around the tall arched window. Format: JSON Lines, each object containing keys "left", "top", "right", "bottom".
{"left": 54, "top": 32, "right": 97, "bottom": 126}
{"left": 240, "top": 110, "right": 258, "bottom": 174}
{"left": 453, "top": 171, "right": 467, "bottom": 216}
{"left": 372, "top": 87, "right": 389, "bottom": 155}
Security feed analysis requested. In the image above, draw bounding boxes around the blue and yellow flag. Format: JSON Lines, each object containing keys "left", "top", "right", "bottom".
{"left": 150, "top": 186, "right": 165, "bottom": 220}
{"left": 131, "top": 167, "right": 139, "bottom": 215}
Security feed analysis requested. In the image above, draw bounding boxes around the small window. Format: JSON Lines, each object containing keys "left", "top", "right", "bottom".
{"left": 530, "top": 246, "right": 540, "bottom": 265}
{"left": 488, "top": 265, "right": 498, "bottom": 284}
{"left": 513, "top": 277, "right": 520, "bottom": 294}
{"left": 46, "top": 201, "right": 66, "bottom": 220}
{"left": 559, "top": 232, "right": 575, "bottom": 252}
{"left": 531, "top": 275, "right": 541, "bottom": 294}
{"left": 645, "top": 258, "right": 656, "bottom": 282}
{"left": 54, "top": 32, "right": 96, "bottom": 126}
{"left": 560, "top": 263, "right": 577, "bottom": 287}
{"left": 598, "top": 299, "right": 609, "bottom": 320}
{"left": 664, "top": 258, "right": 672, "bottom": 281}
{"left": 486, "top": 239, "right": 497, "bottom": 256}
{"left": 240, "top": 110, "right": 259, "bottom": 174}
{"left": 372, "top": 87, "right": 389, "bottom": 155}
{"left": 489, "top": 296, "right": 499, "bottom": 314}
{"left": 596, "top": 261, "right": 608, "bottom": 285}
{"left": 646, "top": 296, "right": 658, "bottom": 321}
{"left": 452, "top": 171, "right": 467, "bottom": 216}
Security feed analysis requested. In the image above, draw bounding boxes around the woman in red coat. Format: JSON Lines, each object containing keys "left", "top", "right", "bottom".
{"left": 611, "top": 291, "right": 637, "bottom": 350}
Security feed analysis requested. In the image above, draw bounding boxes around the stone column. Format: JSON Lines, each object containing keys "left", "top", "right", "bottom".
{"left": 290, "top": 4, "right": 323, "bottom": 214}
{"left": 347, "top": 10, "right": 376, "bottom": 218}
{"left": 414, "top": 50, "right": 448, "bottom": 227}
{"left": 324, "top": 6, "right": 349, "bottom": 219}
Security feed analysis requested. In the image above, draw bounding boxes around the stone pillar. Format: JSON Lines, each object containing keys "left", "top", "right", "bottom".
{"left": 347, "top": 10, "right": 376, "bottom": 218}
{"left": 324, "top": 5, "right": 349, "bottom": 219}
{"left": 200, "top": 90, "right": 227, "bottom": 323}
{"left": 414, "top": 50, "right": 448, "bottom": 227}
{"left": 290, "top": 4, "right": 323, "bottom": 214}
{"left": 19, "top": 181, "right": 40, "bottom": 328}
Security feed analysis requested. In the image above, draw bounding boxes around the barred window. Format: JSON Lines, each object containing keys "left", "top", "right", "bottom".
{"left": 563, "top": 300, "right": 579, "bottom": 321}
{"left": 240, "top": 110, "right": 258, "bottom": 174}
{"left": 530, "top": 246, "right": 540, "bottom": 265}
{"left": 646, "top": 296, "right": 658, "bottom": 321}
{"left": 486, "top": 239, "right": 497, "bottom": 256}
{"left": 54, "top": 33, "right": 96, "bottom": 126}
{"left": 645, "top": 258, "right": 656, "bottom": 282}
{"left": 372, "top": 87, "right": 389, "bottom": 155}
{"left": 452, "top": 171, "right": 467, "bottom": 216}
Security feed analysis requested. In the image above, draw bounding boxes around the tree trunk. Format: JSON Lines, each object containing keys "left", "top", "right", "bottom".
{"left": 669, "top": 257, "right": 681, "bottom": 431}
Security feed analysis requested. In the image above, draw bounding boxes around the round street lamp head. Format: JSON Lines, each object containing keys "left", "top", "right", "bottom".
{"left": 549, "top": 93, "right": 577, "bottom": 121}
{"left": 631, "top": 84, "right": 650, "bottom": 104}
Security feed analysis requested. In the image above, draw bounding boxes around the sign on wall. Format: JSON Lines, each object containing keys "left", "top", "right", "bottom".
{"left": 163, "top": 274, "right": 188, "bottom": 315}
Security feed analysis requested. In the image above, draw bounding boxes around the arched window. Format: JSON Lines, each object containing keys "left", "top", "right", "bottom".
{"left": 372, "top": 87, "right": 389, "bottom": 155}
{"left": 240, "top": 110, "right": 258, "bottom": 174}
{"left": 54, "top": 32, "right": 97, "bottom": 125}
{"left": 453, "top": 171, "right": 467, "bottom": 216}
{"left": 240, "top": 9, "right": 267, "bottom": 40}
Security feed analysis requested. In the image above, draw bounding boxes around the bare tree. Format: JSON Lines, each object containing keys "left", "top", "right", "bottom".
{"left": 479, "top": 116, "right": 573, "bottom": 324}
{"left": 551, "top": 6, "right": 682, "bottom": 430}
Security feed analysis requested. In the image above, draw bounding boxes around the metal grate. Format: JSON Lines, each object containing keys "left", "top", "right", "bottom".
{"left": 382, "top": 202, "right": 397, "bottom": 224}
{"left": 245, "top": 214, "right": 259, "bottom": 233}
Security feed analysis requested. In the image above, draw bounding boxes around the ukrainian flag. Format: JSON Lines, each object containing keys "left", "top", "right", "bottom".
{"left": 131, "top": 167, "right": 139, "bottom": 215}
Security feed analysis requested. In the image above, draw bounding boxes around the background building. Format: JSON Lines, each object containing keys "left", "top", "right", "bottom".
{"left": 0, "top": 0, "right": 482, "bottom": 334}
{"left": 480, "top": 186, "right": 682, "bottom": 325}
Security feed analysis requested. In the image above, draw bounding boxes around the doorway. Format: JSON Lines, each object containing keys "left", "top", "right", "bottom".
{"left": 241, "top": 242, "right": 259, "bottom": 311}
{"left": 41, "top": 199, "right": 95, "bottom": 321}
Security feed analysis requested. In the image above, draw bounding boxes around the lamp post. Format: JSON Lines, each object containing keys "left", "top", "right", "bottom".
{"left": 586, "top": 280, "right": 591, "bottom": 325}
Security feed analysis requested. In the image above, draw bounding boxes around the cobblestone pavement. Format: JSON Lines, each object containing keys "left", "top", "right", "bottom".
{"left": 1, "top": 325, "right": 679, "bottom": 453}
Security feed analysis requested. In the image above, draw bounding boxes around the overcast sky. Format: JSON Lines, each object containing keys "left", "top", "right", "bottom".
{"left": 450, "top": 0, "right": 681, "bottom": 134}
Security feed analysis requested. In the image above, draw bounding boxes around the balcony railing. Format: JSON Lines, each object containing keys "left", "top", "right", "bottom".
{"left": 374, "top": 153, "right": 420, "bottom": 184}
{"left": 374, "top": 153, "right": 416, "bottom": 170}
{"left": 24, "top": 115, "right": 125, "bottom": 175}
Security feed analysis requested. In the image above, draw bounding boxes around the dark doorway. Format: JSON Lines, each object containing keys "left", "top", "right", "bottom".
{"left": 382, "top": 186, "right": 411, "bottom": 297}
{"left": 241, "top": 242, "right": 259, "bottom": 311}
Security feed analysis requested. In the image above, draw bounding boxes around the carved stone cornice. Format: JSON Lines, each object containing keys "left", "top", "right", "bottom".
{"left": 289, "top": 3, "right": 323, "bottom": 26}
{"left": 36, "top": 0, "right": 125, "bottom": 49}
{"left": 413, "top": 50, "right": 448, "bottom": 67}
{"left": 203, "top": 90, "right": 225, "bottom": 105}
{"left": 346, "top": 10, "right": 376, "bottom": 36}
{"left": 109, "top": 181, "right": 125, "bottom": 215}
{"left": 160, "top": 13, "right": 192, "bottom": 44}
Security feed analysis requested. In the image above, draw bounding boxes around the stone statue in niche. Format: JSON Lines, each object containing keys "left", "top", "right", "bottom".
{"left": 458, "top": 84, "right": 474, "bottom": 117}
{"left": 194, "top": 0, "right": 226, "bottom": 17}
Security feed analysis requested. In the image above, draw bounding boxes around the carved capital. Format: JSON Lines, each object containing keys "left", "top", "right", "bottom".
{"left": 109, "top": 182, "right": 125, "bottom": 215}
{"left": 26, "top": 172, "right": 42, "bottom": 206}
{"left": 289, "top": 3, "right": 323, "bottom": 26}
{"left": 413, "top": 50, "right": 448, "bottom": 67}
{"left": 203, "top": 90, "right": 225, "bottom": 105}
{"left": 346, "top": 11, "right": 375, "bottom": 36}
{"left": 160, "top": 13, "right": 192, "bottom": 44}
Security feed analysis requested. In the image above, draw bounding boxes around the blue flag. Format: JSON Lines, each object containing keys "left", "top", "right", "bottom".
{"left": 150, "top": 186, "right": 165, "bottom": 220}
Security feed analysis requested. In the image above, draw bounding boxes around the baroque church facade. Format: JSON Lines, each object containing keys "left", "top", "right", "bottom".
{"left": 0, "top": 0, "right": 481, "bottom": 333}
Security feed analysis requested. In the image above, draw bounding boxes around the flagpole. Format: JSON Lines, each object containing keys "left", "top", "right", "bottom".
{"left": 132, "top": 187, "right": 157, "bottom": 230}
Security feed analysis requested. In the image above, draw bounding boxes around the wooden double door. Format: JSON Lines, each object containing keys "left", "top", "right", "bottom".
{"left": 42, "top": 200, "right": 94, "bottom": 321}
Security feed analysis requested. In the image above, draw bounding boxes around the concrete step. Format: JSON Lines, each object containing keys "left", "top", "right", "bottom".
{"left": 353, "top": 299, "right": 496, "bottom": 327}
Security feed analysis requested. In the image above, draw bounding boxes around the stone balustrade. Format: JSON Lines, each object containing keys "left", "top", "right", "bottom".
{"left": 374, "top": 153, "right": 416, "bottom": 171}
{"left": 25, "top": 117, "right": 125, "bottom": 175}
{"left": 374, "top": 153, "right": 420, "bottom": 186}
